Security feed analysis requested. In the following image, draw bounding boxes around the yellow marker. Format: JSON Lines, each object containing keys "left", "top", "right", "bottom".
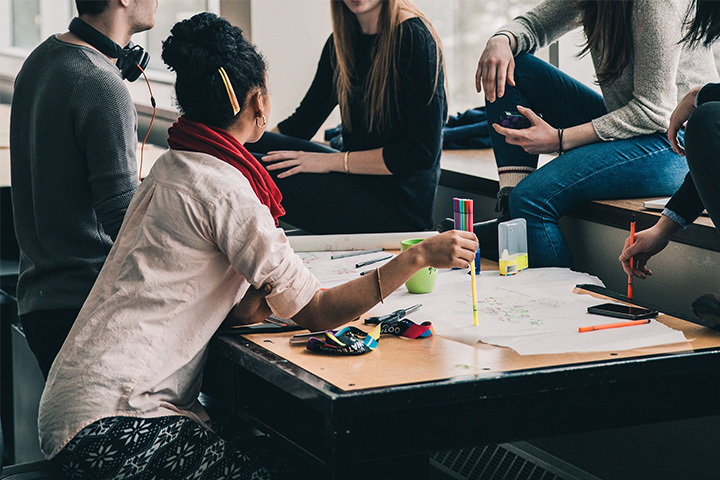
{"left": 470, "top": 260, "right": 478, "bottom": 326}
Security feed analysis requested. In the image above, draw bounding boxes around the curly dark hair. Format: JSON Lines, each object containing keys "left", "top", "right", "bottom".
{"left": 162, "top": 12, "right": 267, "bottom": 128}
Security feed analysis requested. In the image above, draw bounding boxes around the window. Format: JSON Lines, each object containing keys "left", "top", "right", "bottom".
{"left": 0, "top": 0, "right": 217, "bottom": 74}
{"left": 10, "top": 0, "right": 41, "bottom": 49}
{"left": 0, "top": 0, "right": 218, "bottom": 111}
{"left": 1, "top": 0, "right": 72, "bottom": 51}
{"left": 415, "top": 0, "right": 544, "bottom": 113}
{"left": 139, "top": 0, "right": 219, "bottom": 75}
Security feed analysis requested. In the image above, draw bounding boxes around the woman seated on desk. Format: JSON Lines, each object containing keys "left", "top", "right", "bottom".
{"left": 246, "top": 0, "right": 446, "bottom": 234}
{"left": 620, "top": 0, "right": 720, "bottom": 326}
{"left": 465, "top": 0, "right": 718, "bottom": 267}
{"left": 37, "top": 12, "right": 476, "bottom": 480}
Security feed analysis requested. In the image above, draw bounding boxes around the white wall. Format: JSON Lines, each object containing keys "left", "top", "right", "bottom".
{"left": 250, "top": 0, "right": 338, "bottom": 134}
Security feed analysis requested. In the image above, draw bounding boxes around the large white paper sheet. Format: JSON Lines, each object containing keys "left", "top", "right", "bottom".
{"left": 288, "top": 231, "right": 436, "bottom": 252}
{"left": 298, "top": 251, "right": 394, "bottom": 288}
{"left": 291, "top": 232, "right": 689, "bottom": 355}
{"left": 371, "top": 268, "right": 686, "bottom": 355}
{"left": 365, "top": 267, "right": 689, "bottom": 355}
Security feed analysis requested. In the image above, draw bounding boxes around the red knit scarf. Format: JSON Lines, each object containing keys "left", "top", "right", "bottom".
{"left": 167, "top": 116, "right": 285, "bottom": 225}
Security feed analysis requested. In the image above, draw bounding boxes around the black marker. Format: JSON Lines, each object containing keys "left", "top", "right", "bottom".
{"left": 355, "top": 254, "right": 393, "bottom": 269}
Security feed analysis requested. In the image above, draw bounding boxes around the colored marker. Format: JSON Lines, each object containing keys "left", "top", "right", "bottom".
{"left": 454, "top": 198, "right": 478, "bottom": 326}
{"left": 355, "top": 254, "right": 393, "bottom": 269}
{"left": 628, "top": 215, "right": 636, "bottom": 300}
{"left": 578, "top": 319, "right": 650, "bottom": 333}
{"left": 331, "top": 248, "right": 383, "bottom": 260}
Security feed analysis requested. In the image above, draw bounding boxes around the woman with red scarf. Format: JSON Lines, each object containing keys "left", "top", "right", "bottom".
{"left": 37, "top": 13, "right": 477, "bottom": 480}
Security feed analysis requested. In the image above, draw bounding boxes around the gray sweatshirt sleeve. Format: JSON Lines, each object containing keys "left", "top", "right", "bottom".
{"left": 71, "top": 68, "right": 139, "bottom": 240}
{"left": 591, "top": 0, "right": 687, "bottom": 140}
{"left": 499, "top": 0, "right": 581, "bottom": 54}
{"left": 501, "top": 0, "right": 700, "bottom": 141}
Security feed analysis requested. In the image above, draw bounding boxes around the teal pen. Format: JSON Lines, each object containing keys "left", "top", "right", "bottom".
{"left": 356, "top": 254, "right": 393, "bottom": 268}
{"left": 331, "top": 248, "right": 383, "bottom": 259}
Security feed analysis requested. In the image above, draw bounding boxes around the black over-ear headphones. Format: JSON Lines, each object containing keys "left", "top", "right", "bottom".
{"left": 68, "top": 17, "right": 150, "bottom": 82}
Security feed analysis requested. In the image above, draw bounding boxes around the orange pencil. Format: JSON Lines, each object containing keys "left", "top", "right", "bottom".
{"left": 627, "top": 215, "right": 636, "bottom": 300}
{"left": 578, "top": 319, "right": 650, "bottom": 333}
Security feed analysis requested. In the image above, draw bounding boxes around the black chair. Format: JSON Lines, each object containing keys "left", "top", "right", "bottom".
{"left": 1, "top": 410, "right": 64, "bottom": 479}
{"left": 0, "top": 461, "right": 63, "bottom": 479}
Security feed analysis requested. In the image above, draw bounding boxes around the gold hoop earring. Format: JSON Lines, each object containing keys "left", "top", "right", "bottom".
{"left": 255, "top": 115, "right": 267, "bottom": 128}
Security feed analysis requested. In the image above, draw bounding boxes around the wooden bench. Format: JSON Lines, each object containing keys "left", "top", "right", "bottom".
{"left": 439, "top": 148, "right": 719, "bottom": 252}
{"left": 437, "top": 148, "right": 720, "bottom": 321}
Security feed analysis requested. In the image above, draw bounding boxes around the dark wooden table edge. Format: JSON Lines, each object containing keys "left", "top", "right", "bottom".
{"left": 202, "top": 285, "right": 720, "bottom": 474}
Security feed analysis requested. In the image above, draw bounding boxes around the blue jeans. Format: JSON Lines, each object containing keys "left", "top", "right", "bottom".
{"left": 485, "top": 53, "right": 689, "bottom": 267}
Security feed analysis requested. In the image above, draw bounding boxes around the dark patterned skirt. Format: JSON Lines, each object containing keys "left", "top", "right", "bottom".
{"left": 52, "top": 416, "right": 271, "bottom": 479}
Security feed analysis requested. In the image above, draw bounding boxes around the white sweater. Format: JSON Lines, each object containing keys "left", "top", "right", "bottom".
{"left": 502, "top": 0, "right": 719, "bottom": 140}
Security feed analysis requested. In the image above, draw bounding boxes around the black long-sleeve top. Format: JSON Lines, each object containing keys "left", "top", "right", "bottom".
{"left": 278, "top": 17, "right": 447, "bottom": 230}
{"left": 664, "top": 82, "right": 720, "bottom": 226}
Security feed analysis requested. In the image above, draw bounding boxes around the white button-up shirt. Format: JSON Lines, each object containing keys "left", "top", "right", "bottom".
{"left": 39, "top": 149, "right": 320, "bottom": 458}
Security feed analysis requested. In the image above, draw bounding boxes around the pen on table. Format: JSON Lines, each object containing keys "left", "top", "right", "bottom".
{"left": 359, "top": 268, "right": 374, "bottom": 276}
{"left": 264, "top": 316, "right": 291, "bottom": 326}
{"left": 628, "top": 215, "right": 636, "bottom": 300}
{"left": 289, "top": 330, "right": 327, "bottom": 344}
{"left": 355, "top": 254, "right": 393, "bottom": 269}
{"left": 331, "top": 248, "right": 383, "bottom": 260}
{"left": 578, "top": 319, "right": 650, "bottom": 333}
{"left": 364, "top": 304, "right": 422, "bottom": 324}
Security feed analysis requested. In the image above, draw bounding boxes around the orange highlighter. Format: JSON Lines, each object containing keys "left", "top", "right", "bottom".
{"left": 627, "top": 216, "right": 636, "bottom": 300}
{"left": 579, "top": 319, "right": 650, "bottom": 333}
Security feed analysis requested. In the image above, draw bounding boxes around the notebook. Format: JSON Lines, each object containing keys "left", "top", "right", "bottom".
{"left": 643, "top": 198, "right": 707, "bottom": 215}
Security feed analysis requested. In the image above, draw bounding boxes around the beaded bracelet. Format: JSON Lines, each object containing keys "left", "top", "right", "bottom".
{"left": 491, "top": 32, "right": 513, "bottom": 46}
{"left": 343, "top": 151, "right": 350, "bottom": 174}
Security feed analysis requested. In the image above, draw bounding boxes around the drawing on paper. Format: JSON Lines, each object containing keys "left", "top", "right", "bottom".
{"left": 454, "top": 296, "right": 548, "bottom": 327}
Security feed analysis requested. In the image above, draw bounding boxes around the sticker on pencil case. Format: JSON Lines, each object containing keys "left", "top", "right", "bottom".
{"left": 364, "top": 317, "right": 434, "bottom": 339}
{"left": 305, "top": 318, "right": 433, "bottom": 355}
{"left": 306, "top": 325, "right": 381, "bottom": 355}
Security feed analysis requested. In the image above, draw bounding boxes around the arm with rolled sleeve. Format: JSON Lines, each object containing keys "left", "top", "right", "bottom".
{"left": 663, "top": 174, "right": 705, "bottom": 229}
{"left": 211, "top": 189, "right": 320, "bottom": 320}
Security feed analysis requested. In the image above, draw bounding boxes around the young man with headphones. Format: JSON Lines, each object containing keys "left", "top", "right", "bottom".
{"left": 10, "top": 0, "right": 158, "bottom": 378}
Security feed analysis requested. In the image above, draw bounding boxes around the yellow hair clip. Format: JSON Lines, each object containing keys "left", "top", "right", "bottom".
{"left": 218, "top": 66, "right": 240, "bottom": 115}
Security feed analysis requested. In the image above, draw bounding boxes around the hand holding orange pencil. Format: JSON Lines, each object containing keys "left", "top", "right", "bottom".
{"left": 627, "top": 215, "right": 636, "bottom": 300}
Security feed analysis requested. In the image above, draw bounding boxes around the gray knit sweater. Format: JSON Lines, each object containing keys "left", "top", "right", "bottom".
{"left": 10, "top": 35, "right": 139, "bottom": 315}
{"left": 502, "top": 0, "right": 719, "bottom": 140}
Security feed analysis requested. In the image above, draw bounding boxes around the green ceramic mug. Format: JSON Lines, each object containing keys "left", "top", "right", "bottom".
{"left": 401, "top": 239, "right": 438, "bottom": 294}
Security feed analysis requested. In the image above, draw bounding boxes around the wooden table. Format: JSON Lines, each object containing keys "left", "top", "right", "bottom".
{"left": 202, "top": 285, "right": 720, "bottom": 479}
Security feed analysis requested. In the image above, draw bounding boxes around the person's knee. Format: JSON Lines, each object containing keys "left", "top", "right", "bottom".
{"left": 513, "top": 52, "right": 544, "bottom": 74}
{"left": 685, "top": 102, "right": 720, "bottom": 167}
{"left": 508, "top": 181, "right": 552, "bottom": 220}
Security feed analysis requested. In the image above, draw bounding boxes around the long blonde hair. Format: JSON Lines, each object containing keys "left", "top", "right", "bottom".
{"left": 330, "top": 0, "right": 444, "bottom": 132}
